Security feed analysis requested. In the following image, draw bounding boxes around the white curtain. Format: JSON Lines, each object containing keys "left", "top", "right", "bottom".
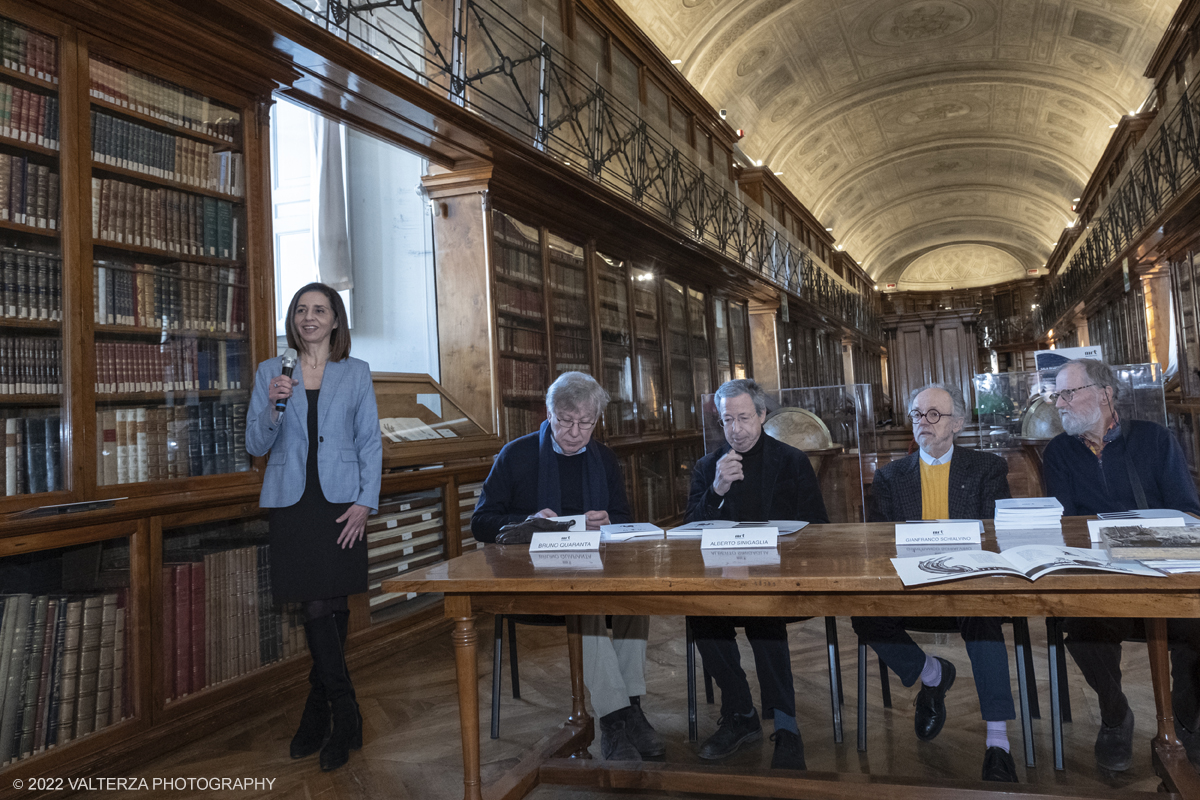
{"left": 311, "top": 115, "right": 353, "bottom": 291}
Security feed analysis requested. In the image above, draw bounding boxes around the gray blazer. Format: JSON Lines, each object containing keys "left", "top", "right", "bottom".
{"left": 246, "top": 355, "right": 382, "bottom": 512}
{"left": 869, "top": 445, "right": 1010, "bottom": 523}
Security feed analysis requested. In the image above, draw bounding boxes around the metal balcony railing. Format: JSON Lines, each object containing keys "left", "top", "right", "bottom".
{"left": 273, "top": 0, "right": 881, "bottom": 339}
{"left": 1037, "top": 88, "right": 1195, "bottom": 335}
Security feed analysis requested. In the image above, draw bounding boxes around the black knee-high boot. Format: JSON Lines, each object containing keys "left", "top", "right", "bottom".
{"left": 308, "top": 614, "right": 362, "bottom": 771}
{"left": 291, "top": 623, "right": 332, "bottom": 759}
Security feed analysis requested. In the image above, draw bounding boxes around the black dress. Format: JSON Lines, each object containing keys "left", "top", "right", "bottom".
{"left": 269, "top": 387, "right": 368, "bottom": 603}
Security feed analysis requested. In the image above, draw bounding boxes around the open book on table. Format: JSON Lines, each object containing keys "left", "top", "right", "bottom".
{"left": 891, "top": 545, "right": 1165, "bottom": 587}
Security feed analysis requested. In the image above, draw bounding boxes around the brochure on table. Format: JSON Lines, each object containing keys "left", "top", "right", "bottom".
{"left": 599, "top": 522, "right": 664, "bottom": 542}
{"left": 891, "top": 545, "right": 1164, "bottom": 587}
{"left": 1089, "top": 510, "right": 1196, "bottom": 541}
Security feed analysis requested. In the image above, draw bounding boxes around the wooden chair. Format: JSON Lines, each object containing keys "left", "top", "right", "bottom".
{"left": 856, "top": 617, "right": 1041, "bottom": 767}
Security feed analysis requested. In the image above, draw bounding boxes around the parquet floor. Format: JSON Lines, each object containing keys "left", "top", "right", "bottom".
{"left": 100, "top": 616, "right": 1177, "bottom": 798}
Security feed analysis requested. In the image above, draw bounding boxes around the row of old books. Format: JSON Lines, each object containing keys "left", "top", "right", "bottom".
{"left": 549, "top": 259, "right": 586, "bottom": 296}
{"left": 91, "top": 110, "right": 245, "bottom": 197}
{"left": 94, "top": 260, "right": 244, "bottom": 333}
{"left": 0, "top": 83, "right": 58, "bottom": 150}
{"left": 495, "top": 281, "right": 544, "bottom": 319}
{"left": 552, "top": 293, "right": 588, "bottom": 325}
{"left": 0, "top": 244, "right": 61, "bottom": 321}
{"left": 502, "top": 406, "right": 541, "bottom": 439}
{"left": 90, "top": 178, "right": 238, "bottom": 260}
{"left": 498, "top": 358, "right": 548, "bottom": 400}
{"left": 495, "top": 243, "right": 542, "bottom": 284}
{"left": 3, "top": 413, "right": 62, "bottom": 495}
{"left": 0, "top": 592, "right": 128, "bottom": 767}
{"left": 94, "top": 339, "right": 245, "bottom": 394}
{"left": 162, "top": 545, "right": 304, "bottom": 702}
{"left": 0, "top": 334, "right": 60, "bottom": 394}
{"left": 88, "top": 57, "right": 239, "bottom": 142}
{"left": 0, "top": 155, "right": 59, "bottom": 230}
{"left": 497, "top": 324, "right": 545, "bottom": 357}
{"left": 96, "top": 400, "right": 249, "bottom": 485}
{"left": 0, "top": 18, "right": 56, "bottom": 82}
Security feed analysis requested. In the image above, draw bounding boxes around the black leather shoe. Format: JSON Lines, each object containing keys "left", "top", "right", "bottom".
{"left": 599, "top": 708, "right": 642, "bottom": 761}
{"left": 625, "top": 700, "right": 666, "bottom": 757}
{"left": 769, "top": 729, "right": 806, "bottom": 770}
{"left": 698, "top": 709, "right": 761, "bottom": 760}
{"left": 981, "top": 746, "right": 1018, "bottom": 782}
{"left": 913, "top": 657, "right": 955, "bottom": 741}
{"left": 1095, "top": 707, "right": 1134, "bottom": 772}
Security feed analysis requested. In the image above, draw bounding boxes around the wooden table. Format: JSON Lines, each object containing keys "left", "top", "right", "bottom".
{"left": 383, "top": 518, "right": 1200, "bottom": 800}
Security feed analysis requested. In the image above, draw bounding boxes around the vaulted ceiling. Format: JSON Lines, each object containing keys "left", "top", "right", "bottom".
{"left": 616, "top": 0, "right": 1181, "bottom": 290}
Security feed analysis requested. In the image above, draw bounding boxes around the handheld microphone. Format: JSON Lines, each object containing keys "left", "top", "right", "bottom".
{"left": 275, "top": 349, "right": 298, "bottom": 413}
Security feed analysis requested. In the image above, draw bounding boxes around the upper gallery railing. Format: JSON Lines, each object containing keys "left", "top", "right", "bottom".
{"left": 273, "top": 0, "right": 881, "bottom": 339}
{"left": 1036, "top": 87, "right": 1196, "bottom": 335}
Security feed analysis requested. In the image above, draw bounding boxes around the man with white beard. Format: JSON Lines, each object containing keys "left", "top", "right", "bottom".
{"left": 1043, "top": 358, "right": 1200, "bottom": 772}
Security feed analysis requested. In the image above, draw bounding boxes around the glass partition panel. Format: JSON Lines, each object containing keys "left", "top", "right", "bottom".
{"left": 0, "top": 534, "right": 132, "bottom": 762}
{"left": 701, "top": 384, "right": 872, "bottom": 523}
{"left": 729, "top": 301, "right": 748, "bottom": 379}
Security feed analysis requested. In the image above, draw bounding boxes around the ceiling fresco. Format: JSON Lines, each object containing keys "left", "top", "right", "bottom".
{"left": 617, "top": 0, "right": 1180, "bottom": 290}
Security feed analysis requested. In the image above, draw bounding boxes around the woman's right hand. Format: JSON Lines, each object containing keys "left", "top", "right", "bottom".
{"left": 268, "top": 375, "right": 299, "bottom": 420}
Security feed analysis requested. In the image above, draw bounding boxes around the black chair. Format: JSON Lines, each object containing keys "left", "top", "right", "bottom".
{"left": 491, "top": 614, "right": 566, "bottom": 739}
{"left": 856, "top": 617, "right": 1041, "bottom": 767}
{"left": 1043, "top": 617, "right": 1076, "bottom": 772}
{"left": 686, "top": 616, "right": 847, "bottom": 744}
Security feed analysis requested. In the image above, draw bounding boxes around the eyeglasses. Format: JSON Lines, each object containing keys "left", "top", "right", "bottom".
{"left": 1047, "top": 384, "right": 1097, "bottom": 404}
{"left": 551, "top": 415, "right": 597, "bottom": 432}
{"left": 909, "top": 409, "right": 949, "bottom": 424}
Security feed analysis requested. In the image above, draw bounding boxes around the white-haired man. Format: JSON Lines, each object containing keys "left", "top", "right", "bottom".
{"left": 1044, "top": 359, "right": 1200, "bottom": 771}
{"left": 472, "top": 371, "right": 661, "bottom": 762}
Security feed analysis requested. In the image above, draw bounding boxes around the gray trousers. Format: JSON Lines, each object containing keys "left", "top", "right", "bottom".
{"left": 581, "top": 614, "right": 649, "bottom": 719}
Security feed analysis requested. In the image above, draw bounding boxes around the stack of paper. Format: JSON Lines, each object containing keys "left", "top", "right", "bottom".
{"left": 1097, "top": 509, "right": 1200, "bottom": 527}
{"left": 994, "top": 497, "right": 1064, "bottom": 530}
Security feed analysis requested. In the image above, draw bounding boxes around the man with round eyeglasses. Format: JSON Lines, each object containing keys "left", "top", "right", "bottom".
{"left": 851, "top": 383, "right": 1018, "bottom": 782}
{"left": 472, "top": 371, "right": 662, "bottom": 763}
{"left": 1043, "top": 358, "right": 1200, "bottom": 772}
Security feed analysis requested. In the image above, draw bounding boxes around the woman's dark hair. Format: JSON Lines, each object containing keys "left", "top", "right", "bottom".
{"left": 285, "top": 282, "right": 351, "bottom": 361}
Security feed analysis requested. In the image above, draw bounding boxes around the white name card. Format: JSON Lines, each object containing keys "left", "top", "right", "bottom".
{"left": 530, "top": 531, "right": 601, "bottom": 551}
{"left": 700, "top": 527, "right": 778, "bottom": 549}
{"left": 530, "top": 551, "right": 604, "bottom": 570}
{"left": 701, "top": 548, "right": 781, "bottom": 568}
{"left": 1087, "top": 516, "right": 1185, "bottom": 542}
{"left": 550, "top": 514, "right": 588, "bottom": 531}
{"left": 895, "top": 521, "right": 982, "bottom": 546}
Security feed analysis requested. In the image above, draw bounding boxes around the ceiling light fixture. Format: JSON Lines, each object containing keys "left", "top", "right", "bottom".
{"left": 774, "top": 171, "right": 783, "bottom": 175}
{"left": 670, "top": 59, "right": 682, "bottom": 64}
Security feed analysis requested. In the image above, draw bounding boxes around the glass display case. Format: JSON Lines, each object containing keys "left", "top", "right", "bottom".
{"left": 0, "top": 13, "right": 66, "bottom": 498}
{"left": 664, "top": 280, "right": 694, "bottom": 431}
{"left": 89, "top": 53, "right": 250, "bottom": 488}
{"left": 595, "top": 253, "right": 636, "bottom": 437}
{"left": 0, "top": 533, "right": 132, "bottom": 763}
{"left": 973, "top": 363, "right": 1166, "bottom": 450}
{"left": 160, "top": 515, "right": 300, "bottom": 704}
{"left": 701, "top": 384, "right": 874, "bottom": 523}
{"left": 631, "top": 267, "right": 665, "bottom": 434}
{"left": 373, "top": 373, "right": 499, "bottom": 468}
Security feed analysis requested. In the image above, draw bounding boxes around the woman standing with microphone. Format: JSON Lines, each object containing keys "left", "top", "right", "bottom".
{"left": 246, "top": 282, "right": 381, "bottom": 771}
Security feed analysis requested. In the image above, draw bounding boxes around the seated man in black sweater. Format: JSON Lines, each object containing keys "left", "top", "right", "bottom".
{"left": 1044, "top": 358, "right": 1200, "bottom": 772}
{"left": 687, "top": 379, "right": 828, "bottom": 771}
{"left": 472, "top": 372, "right": 662, "bottom": 762}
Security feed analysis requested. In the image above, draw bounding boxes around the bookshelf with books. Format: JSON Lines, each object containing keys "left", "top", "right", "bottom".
{"left": 631, "top": 268, "right": 666, "bottom": 435}
{"left": 596, "top": 252, "right": 637, "bottom": 438}
{"left": 547, "top": 233, "right": 592, "bottom": 377}
{"left": 714, "top": 298, "right": 750, "bottom": 386}
{"left": 493, "top": 211, "right": 549, "bottom": 440}
{"left": 665, "top": 280, "right": 695, "bottom": 431}
{"left": 87, "top": 56, "right": 251, "bottom": 490}
{"left": 0, "top": 533, "right": 133, "bottom": 769}
{"left": 0, "top": 13, "right": 65, "bottom": 502}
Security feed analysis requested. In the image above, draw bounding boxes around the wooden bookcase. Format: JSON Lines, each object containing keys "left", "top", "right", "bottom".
{"left": 488, "top": 205, "right": 745, "bottom": 525}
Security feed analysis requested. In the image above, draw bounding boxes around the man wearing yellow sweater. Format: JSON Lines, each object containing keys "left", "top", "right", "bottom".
{"left": 852, "top": 384, "right": 1017, "bottom": 782}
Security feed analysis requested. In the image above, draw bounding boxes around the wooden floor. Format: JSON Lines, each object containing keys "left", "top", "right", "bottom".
{"left": 99, "top": 615, "right": 1178, "bottom": 799}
